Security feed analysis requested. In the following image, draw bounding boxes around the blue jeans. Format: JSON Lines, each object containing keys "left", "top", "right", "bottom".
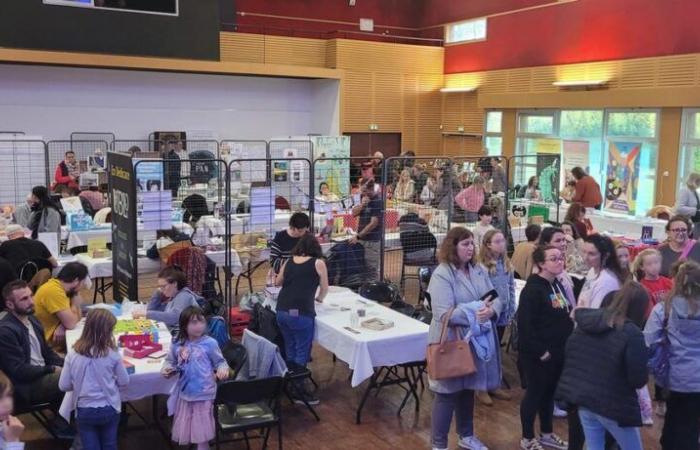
{"left": 276, "top": 310, "right": 315, "bottom": 369}
{"left": 76, "top": 406, "right": 120, "bottom": 450}
{"left": 431, "top": 390, "right": 475, "bottom": 448}
{"left": 578, "top": 407, "right": 642, "bottom": 450}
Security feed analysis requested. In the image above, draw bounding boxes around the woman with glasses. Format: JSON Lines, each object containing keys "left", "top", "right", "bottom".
{"left": 133, "top": 266, "right": 201, "bottom": 330}
{"left": 658, "top": 215, "right": 700, "bottom": 277}
{"left": 518, "top": 245, "right": 574, "bottom": 450}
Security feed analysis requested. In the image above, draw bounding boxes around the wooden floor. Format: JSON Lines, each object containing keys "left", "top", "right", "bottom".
{"left": 25, "top": 251, "right": 661, "bottom": 449}
{"left": 20, "top": 343, "right": 663, "bottom": 450}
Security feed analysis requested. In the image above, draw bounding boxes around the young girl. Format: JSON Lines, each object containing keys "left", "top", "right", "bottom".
{"left": 162, "top": 306, "right": 229, "bottom": 450}
{"left": 59, "top": 309, "right": 130, "bottom": 450}
{"left": 478, "top": 229, "right": 515, "bottom": 405}
{"left": 0, "top": 371, "right": 24, "bottom": 450}
{"left": 633, "top": 248, "right": 674, "bottom": 420}
{"left": 633, "top": 248, "right": 674, "bottom": 318}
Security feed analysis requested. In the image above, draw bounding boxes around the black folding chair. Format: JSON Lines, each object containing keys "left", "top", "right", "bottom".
{"left": 214, "top": 377, "right": 284, "bottom": 450}
{"left": 221, "top": 341, "right": 248, "bottom": 380}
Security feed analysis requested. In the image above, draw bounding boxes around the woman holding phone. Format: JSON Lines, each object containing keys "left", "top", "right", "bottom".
{"left": 427, "top": 227, "right": 503, "bottom": 450}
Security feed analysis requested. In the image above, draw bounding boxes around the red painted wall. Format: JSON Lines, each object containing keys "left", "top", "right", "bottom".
{"left": 444, "top": 0, "right": 700, "bottom": 73}
{"left": 233, "top": 0, "right": 423, "bottom": 37}
{"left": 419, "top": 0, "right": 551, "bottom": 28}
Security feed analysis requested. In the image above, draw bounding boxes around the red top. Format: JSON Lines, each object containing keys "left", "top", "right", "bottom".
{"left": 572, "top": 175, "right": 603, "bottom": 208}
{"left": 640, "top": 276, "right": 673, "bottom": 318}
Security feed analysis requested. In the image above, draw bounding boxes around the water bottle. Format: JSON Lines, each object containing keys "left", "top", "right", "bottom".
{"left": 213, "top": 202, "right": 221, "bottom": 219}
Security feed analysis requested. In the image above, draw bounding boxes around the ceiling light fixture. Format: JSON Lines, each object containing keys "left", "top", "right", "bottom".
{"left": 439, "top": 87, "right": 477, "bottom": 93}
{"left": 552, "top": 80, "right": 608, "bottom": 88}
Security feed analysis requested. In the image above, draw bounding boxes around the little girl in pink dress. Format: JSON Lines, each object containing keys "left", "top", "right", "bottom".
{"left": 162, "top": 307, "right": 229, "bottom": 449}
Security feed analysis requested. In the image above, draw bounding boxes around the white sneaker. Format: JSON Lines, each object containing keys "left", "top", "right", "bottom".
{"left": 432, "top": 448, "right": 448, "bottom": 450}
{"left": 553, "top": 405, "right": 568, "bottom": 418}
{"left": 458, "top": 435, "right": 489, "bottom": 450}
{"left": 539, "top": 433, "right": 568, "bottom": 450}
{"left": 520, "top": 438, "right": 545, "bottom": 450}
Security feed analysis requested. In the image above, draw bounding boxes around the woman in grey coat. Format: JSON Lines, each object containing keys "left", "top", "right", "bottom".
{"left": 674, "top": 172, "right": 700, "bottom": 237}
{"left": 427, "top": 227, "right": 503, "bottom": 450}
{"left": 644, "top": 260, "right": 700, "bottom": 450}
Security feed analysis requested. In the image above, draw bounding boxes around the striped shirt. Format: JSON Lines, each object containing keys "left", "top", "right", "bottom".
{"left": 269, "top": 230, "right": 300, "bottom": 274}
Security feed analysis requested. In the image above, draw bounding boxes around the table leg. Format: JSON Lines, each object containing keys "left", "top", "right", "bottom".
{"left": 356, "top": 371, "right": 379, "bottom": 424}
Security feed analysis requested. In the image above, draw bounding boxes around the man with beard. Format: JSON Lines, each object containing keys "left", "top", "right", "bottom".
{"left": 33, "top": 262, "right": 88, "bottom": 350}
{"left": 0, "top": 280, "right": 64, "bottom": 407}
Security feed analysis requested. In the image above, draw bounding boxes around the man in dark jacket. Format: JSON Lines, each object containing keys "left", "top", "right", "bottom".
{"left": 0, "top": 280, "right": 64, "bottom": 407}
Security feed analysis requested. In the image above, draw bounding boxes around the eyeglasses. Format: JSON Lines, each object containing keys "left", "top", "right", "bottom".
{"left": 545, "top": 256, "right": 565, "bottom": 262}
{"left": 670, "top": 228, "right": 688, "bottom": 234}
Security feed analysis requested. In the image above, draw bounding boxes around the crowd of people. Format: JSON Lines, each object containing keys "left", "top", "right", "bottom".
{"left": 2, "top": 148, "right": 700, "bottom": 450}
{"left": 427, "top": 216, "right": 700, "bottom": 450}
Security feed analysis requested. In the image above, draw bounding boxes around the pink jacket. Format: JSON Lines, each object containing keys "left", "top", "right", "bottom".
{"left": 455, "top": 185, "right": 485, "bottom": 213}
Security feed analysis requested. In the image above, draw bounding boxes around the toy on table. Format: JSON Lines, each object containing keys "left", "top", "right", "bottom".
{"left": 113, "top": 318, "right": 158, "bottom": 335}
{"left": 122, "top": 359, "right": 135, "bottom": 375}
{"left": 119, "top": 333, "right": 163, "bottom": 359}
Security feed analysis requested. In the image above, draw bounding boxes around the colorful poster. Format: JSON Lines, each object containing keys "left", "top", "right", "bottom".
{"left": 311, "top": 136, "right": 351, "bottom": 198}
{"left": 535, "top": 139, "right": 562, "bottom": 204}
{"left": 604, "top": 141, "right": 642, "bottom": 215}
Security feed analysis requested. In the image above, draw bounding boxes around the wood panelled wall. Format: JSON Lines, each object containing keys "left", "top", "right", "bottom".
{"left": 220, "top": 32, "right": 446, "bottom": 155}
{"left": 218, "top": 31, "right": 700, "bottom": 208}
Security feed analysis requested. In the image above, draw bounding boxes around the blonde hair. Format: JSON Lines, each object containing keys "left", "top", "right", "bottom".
{"left": 73, "top": 309, "right": 117, "bottom": 358}
{"left": 478, "top": 229, "right": 513, "bottom": 275}
{"left": 668, "top": 260, "right": 700, "bottom": 314}
{"left": 632, "top": 248, "right": 662, "bottom": 281}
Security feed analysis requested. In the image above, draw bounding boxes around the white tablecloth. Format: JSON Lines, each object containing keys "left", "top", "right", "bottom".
{"left": 62, "top": 223, "right": 194, "bottom": 252}
{"left": 59, "top": 316, "right": 175, "bottom": 420}
{"left": 314, "top": 287, "right": 429, "bottom": 387}
{"left": 75, "top": 254, "right": 162, "bottom": 279}
{"left": 510, "top": 200, "right": 667, "bottom": 240}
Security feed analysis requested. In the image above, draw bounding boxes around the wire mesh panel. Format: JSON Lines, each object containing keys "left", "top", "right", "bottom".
{"left": 312, "top": 156, "right": 388, "bottom": 289}
{"left": 47, "top": 140, "right": 110, "bottom": 192}
{"left": 506, "top": 154, "right": 562, "bottom": 246}
{"left": 71, "top": 132, "right": 115, "bottom": 147}
{"left": 220, "top": 140, "right": 268, "bottom": 215}
{"left": 381, "top": 156, "right": 450, "bottom": 300}
{"left": 111, "top": 140, "right": 163, "bottom": 155}
{"left": 448, "top": 156, "right": 507, "bottom": 229}
{"left": 127, "top": 158, "right": 231, "bottom": 311}
{"left": 0, "top": 140, "right": 47, "bottom": 207}
{"left": 227, "top": 156, "right": 312, "bottom": 301}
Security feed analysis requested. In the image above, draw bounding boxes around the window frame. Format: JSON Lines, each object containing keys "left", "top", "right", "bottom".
{"left": 678, "top": 108, "right": 700, "bottom": 190}
{"left": 444, "top": 17, "right": 488, "bottom": 45}
{"left": 483, "top": 110, "right": 504, "bottom": 156}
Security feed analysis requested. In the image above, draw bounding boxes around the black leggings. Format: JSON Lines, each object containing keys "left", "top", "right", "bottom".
{"left": 662, "top": 391, "right": 700, "bottom": 450}
{"left": 520, "top": 356, "right": 563, "bottom": 439}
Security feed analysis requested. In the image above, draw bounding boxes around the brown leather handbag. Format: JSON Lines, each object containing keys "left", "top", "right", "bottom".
{"left": 426, "top": 307, "right": 476, "bottom": 380}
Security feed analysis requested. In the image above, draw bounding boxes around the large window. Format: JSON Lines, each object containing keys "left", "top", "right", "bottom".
{"left": 445, "top": 18, "right": 487, "bottom": 44}
{"left": 678, "top": 109, "right": 700, "bottom": 191}
{"left": 515, "top": 109, "right": 659, "bottom": 216}
{"left": 484, "top": 110, "right": 503, "bottom": 156}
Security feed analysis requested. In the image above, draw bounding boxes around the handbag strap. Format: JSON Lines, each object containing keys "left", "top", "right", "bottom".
{"left": 438, "top": 307, "right": 456, "bottom": 344}
{"left": 680, "top": 239, "right": 697, "bottom": 260}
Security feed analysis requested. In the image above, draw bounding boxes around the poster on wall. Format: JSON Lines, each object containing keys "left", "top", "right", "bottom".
{"left": 562, "top": 140, "right": 590, "bottom": 179}
{"left": 311, "top": 136, "right": 351, "bottom": 200}
{"left": 535, "top": 139, "right": 562, "bottom": 204}
{"left": 273, "top": 161, "right": 288, "bottom": 182}
{"left": 134, "top": 159, "right": 163, "bottom": 192}
{"left": 108, "top": 152, "right": 138, "bottom": 303}
{"left": 604, "top": 141, "right": 642, "bottom": 215}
